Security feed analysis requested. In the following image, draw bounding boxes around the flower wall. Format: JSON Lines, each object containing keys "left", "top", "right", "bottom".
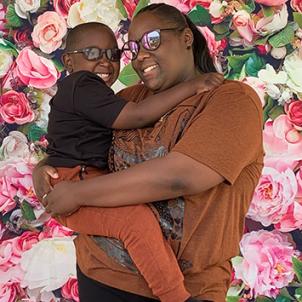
{"left": 0, "top": 0, "right": 302, "bottom": 301}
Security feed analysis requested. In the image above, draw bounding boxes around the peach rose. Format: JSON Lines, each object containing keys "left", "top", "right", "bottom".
{"left": 232, "top": 10, "right": 255, "bottom": 43}
{"left": 0, "top": 91, "right": 34, "bottom": 125}
{"left": 15, "top": 48, "right": 59, "bottom": 89}
{"left": 32, "top": 11, "right": 67, "bottom": 54}
{"left": 291, "top": 0, "right": 302, "bottom": 12}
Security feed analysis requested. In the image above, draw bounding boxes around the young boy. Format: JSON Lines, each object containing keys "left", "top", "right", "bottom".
{"left": 45, "top": 22, "right": 222, "bottom": 302}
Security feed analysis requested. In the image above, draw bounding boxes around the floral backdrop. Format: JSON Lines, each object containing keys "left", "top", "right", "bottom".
{"left": 0, "top": 0, "right": 302, "bottom": 301}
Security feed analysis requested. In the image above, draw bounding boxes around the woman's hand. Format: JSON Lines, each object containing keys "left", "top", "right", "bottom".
{"left": 194, "top": 72, "right": 224, "bottom": 94}
{"left": 32, "top": 163, "right": 58, "bottom": 203}
{"left": 43, "top": 181, "right": 81, "bottom": 216}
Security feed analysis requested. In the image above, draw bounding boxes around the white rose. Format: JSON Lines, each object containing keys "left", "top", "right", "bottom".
{"left": 271, "top": 46, "right": 287, "bottom": 59}
{"left": 20, "top": 237, "right": 76, "bottom": 291}
{"left": 256, "top": 4, "right": 288, "bottom": 35}
{"left": 0, "top": 49, "right": 13, "bottom": 78}
{"left": 277, "top": 88, "right": 293, "bottom": 105}
{"left": 0, "top": 131, "right": 31, "bottom": 160}
{"left": 67, "top": 0, "right": 123, "bottom": 30}
{"left": 284, "top": 50, "right": 302, "bottom": 94}
{"left": 35, "top": 90, "right": 53, "bottom": 130}
{"left": 209, "top": 0, "right": 227, "bottom": 18}
{"left": 258, "top": 64, "right": 288, "bottom": 84}
{"left": 266, "top": 83, "right": 281, "bottom": 99}
{"left": 15, "top": 0, "right": 40, "bottom": 19}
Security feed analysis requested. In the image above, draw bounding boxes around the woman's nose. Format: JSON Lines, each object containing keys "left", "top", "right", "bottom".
{"left": 136, "top": 48, "right": 151, "bottom": 61}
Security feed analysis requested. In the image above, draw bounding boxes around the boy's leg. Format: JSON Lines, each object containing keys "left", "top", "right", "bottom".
{"left": 52, "top": 166, "right": 190, "bottom": 302}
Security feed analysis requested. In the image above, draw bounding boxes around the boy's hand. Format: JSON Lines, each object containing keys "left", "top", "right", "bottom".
{"left": 194, "top": 72, "right": 224, "bottom": 94}
{"left": 43, "top": 181, "right": 81, "bottom": 216}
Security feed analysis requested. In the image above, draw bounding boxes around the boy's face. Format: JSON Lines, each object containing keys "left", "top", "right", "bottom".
{"left": 63, "top": 27, "right": 120, "bottom": 87}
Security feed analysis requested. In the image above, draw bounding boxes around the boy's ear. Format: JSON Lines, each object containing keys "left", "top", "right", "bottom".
{"left": 61, "top": 53, "right": 73, "bottom": 73}
{"left": 183, "top": 27, "right": 193, "bottom": 49}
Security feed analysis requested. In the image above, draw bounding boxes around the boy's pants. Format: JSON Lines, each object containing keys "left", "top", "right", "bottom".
{"left": 51, "top": 165, "right": 190, "bottom": 302}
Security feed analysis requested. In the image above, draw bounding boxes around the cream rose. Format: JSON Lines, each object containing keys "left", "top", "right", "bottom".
{"left": 0, "top": 49, "right": 13, "bottom": 79}
{"left": 284, "top": 50, "right": 302, "bottom": 94}
{"left": 0, "top": 131, "right": 30, "bottom": 160}
{"left": 67, "top": 0, "right": 123, "bottom": 30}
{"left": 14, "top": 0, "right": 40, "bottom": 19}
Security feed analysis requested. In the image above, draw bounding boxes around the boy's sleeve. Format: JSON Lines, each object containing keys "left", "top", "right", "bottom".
{"left": 173, "top": 82, "right": 263, "bottom": 184}
{"left": 73, "top": 73, "right": 127, "bottom": 128}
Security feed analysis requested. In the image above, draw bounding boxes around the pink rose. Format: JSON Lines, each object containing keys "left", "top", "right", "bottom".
{"left": 0, "top": 282, "right": 25, "bottom": 302}
{"left": 13, "top": 29, "right": 34, "bottom": 48}
{"left": 15, "top": 232, "right": 40, "bottom": 256}
{"left": 32, "top": 11, "right": 67, "bottom": 54}
{"left": 53, "top": 0, "right": 80, "bottom": 18}
{"left": 198, "top": 26, "right": 226, "bottom": 57}
{"left": 275, "top": 201, "right": 302, "bottom": 232}
{"left": 15, "top": 48, "right": 60, "bottom": 89}
{"left": 291, "top": 0, "right": 302, "bottom": 12}
{"left": 0, "top": 91, "right": 34, "bottom": 125}
{"left": 243, "top": 77, "right": 266, "bottom": 107}
{"left": 0, "top": 159, "right": 38, "bottom": 214}
{"left": 255, "top": 0, "right": 288, "bottom": 5}
{"left": 232, "top": 10, "right": 256, "bottom": 43}
{"left": 121, "top": 0, "right": 139, "bottom": 18}
{"left": 61, "top": 277, "right": 79, "bottom": 302}
{"left": 0, "top": 3, "right": 8, "bottom": 35}
{"left": 297, "top": 167, "right": 302, "bottom": 197}
{"left": 263, "top": 115, "right": 302, "bottom": 160}
{"left": 0, "top": 238, "right": 21, "bottom": 271}
{"left": 186, "top": 0, "right": 212, "bottom": 9}
{"left": 39, "top": 218, "right": 74, "bottom": 239}
{"left": 233, "top": 230, "right": 295, "bottom": 298}
{"left": 247, "top": 166, "right": 297, "bottom": 226}
{"left": 287, "top": 100, "right": 302, "bottom": 129}
{"left": 150, "top": 0, "right": 190, "bottom": 12}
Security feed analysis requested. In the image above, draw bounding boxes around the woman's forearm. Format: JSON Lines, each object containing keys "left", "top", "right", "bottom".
{"left": 74, "top": 151, "right": 223, "bottom": 208}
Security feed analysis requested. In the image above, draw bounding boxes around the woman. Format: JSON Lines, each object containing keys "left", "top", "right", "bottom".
{"left": 33, "top": 4, "right": 263, "bottom": 302}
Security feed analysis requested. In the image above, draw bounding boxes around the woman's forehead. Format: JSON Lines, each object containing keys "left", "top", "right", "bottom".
{"left": 129, "top": 12, "right": 169, "bottom": 39}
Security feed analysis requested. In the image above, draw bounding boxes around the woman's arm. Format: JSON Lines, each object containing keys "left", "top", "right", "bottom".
{"left": 111, "top": 73, "right": 223, "bottom": 129}
{"left": 44, "top": 151, "right": 224, "bottom": 215}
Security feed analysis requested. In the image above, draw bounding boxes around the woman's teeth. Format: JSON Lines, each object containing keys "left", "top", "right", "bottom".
{"left": 97, "top": 73, "right": 110, "bottom": 80}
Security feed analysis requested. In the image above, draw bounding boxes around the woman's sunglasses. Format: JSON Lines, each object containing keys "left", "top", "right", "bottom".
{"left": 66, "top": 47, "right": 121, "bottom": 62}
{"left": 122, "top": 27, "right": 185, "bottom": 61}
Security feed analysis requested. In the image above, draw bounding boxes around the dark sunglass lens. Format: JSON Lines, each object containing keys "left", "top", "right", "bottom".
{"left": 144, "top": 30, "right": 160, "bottom": 50}
{"left": 109, "top": 48, "right": 121, "bottom": 61}
{"left": 86, "top": 47, "right": 101, "bottom": 60}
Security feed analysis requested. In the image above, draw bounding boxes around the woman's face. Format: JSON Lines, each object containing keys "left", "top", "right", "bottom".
{"left": 128, "top": 12, "right": 195, "bottom": 93}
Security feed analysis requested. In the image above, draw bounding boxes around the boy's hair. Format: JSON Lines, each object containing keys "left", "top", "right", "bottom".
{"left": 136, "top": 3, "right": 216, "bottom": 73}
{"left": 64, "top": 22, "right": 114, "bottom": 52}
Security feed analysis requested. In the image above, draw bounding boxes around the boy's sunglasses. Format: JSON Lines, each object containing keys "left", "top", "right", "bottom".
{"left": 122, "top": 27, "right": 185, "bottom": 61}
{"left": 66, "top": 47, "right": 121, "bottom": 62}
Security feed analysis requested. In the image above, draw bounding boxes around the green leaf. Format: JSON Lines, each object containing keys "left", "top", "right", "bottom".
{"left": 115, "top": 0, "right": 128, "bottom": 19}
{"left": 263, "top": 96, "right": 274, "bottom": 122}
{"left": 133, "top": 0, "right": 150, "bottom": 17}
{"left": 226, "top": 297, "right": 240, "bottom": 302}
{"left": 293, "top": 257, "right": 302, "bottom": 283}
{"left": 243, "top": 0, "right": 256, "bottom": 14}
{"left": 118, "top": 63, "right": 140, "bottom": 86}
{"left": 293, "top": 12, "right": 302, "bottom": 29}
{"left": 227, "top": 53, "right": 251, "bottom": 73}
{"left": 18, "top": 124, "right": 46, "bottom": 142}
{"left": 52, "top": 58, "right": 65, "bottom": 72}
{"left": 268, "top": 24, "right": 295, "bottom": 48}
{"left": 256, "top": 296, "right": 274, "bottom": 302}
{"left": 262, "top": 6, "right": 275, "bottom": 17}
{"left": 275, "top": 296, "right": 292, "bottom": 302}
{"left": 268, "top": 105, "right": 284, "bottom": 120}
{"left": 245, "top": 54, "right": 265, "bottom": 77}
{"left": 213, "top": 23, "right": 229, "bottom": 35}
{"left": 188, "top": 5, "right": 211, "bottom": 27}
{"left": 5, "top": 4, "right": 23, "bottom": 28}
{"left": 0, "top": 38, "right": 19, "bottom": 57}
{"left": 295, "top": 287, "right": 302, "bottom": 302}
{"left": 21, "top": 200, "right": 36, "bottom": 221}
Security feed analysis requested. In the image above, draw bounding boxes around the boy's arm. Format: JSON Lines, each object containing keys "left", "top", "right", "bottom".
{"left": 112, "top": 73, "right": 223, "bottom": 129}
